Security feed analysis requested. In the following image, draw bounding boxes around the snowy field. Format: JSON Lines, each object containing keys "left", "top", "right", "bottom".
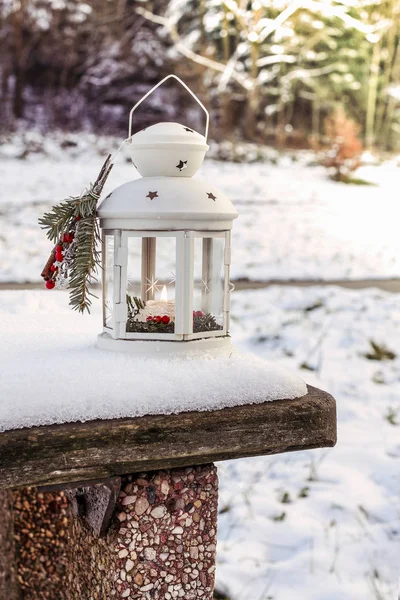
{"left": 0, "top": 143, "right": 400, "bottom": 282}
{"left": 1, "top": 285, "right": 400, "bottom": 599}
{"left": 219, "top": 285, "right": 400, "bottom": 600}
{"left": 1, "top": 141, "right": 400, "bottom": 598}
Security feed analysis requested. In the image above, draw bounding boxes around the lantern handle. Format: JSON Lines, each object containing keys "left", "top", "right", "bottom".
{"left": 128, "top": 74, "right": 209, "bottom": 141}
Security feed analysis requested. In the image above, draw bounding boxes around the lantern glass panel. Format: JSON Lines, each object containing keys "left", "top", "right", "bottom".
{"left": 125, "top": 235, "right": 176, "bottom": 335}
{"left": 126, "top": 236, "right": 142, "bottom": 300}
{"left": 103, "top": 234, "right": 114, "bottom": 330}
{"left": 193, "top": 236, "right": 225, "bottom": 334}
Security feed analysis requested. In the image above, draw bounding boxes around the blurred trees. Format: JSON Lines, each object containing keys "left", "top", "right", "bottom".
{"left": 0, "top": 0, "right": 172, "bottom": 133}
{"left": 0, "top": 0, "right": 399, "bottom": 151}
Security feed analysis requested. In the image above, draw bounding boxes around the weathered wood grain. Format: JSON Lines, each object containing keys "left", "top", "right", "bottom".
{"left": 0, "top": 386, "right": 336, "bottom": 489}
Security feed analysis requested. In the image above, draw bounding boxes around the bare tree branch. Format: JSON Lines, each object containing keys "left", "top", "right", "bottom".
{"left": 136, "top": 6, "right": 250, "bottom": 90}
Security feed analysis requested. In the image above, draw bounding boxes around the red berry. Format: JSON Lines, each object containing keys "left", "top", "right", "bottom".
{"left": 55, "top": 252, "right": 63, "bottom": 262}
{"left": 69, "top": 232, "right": 75, "bottom": 241}
{"left": 50, "top": 264, "right": 57, "bottom": 272}
{"left": 146, "top": 316, "right": 153, "bottom": 322}
{"left": 195, "top": 310, "right": 204, "bottom": 318}
{"left": 46, "top": 280, "right": 55, "bottom": 289}
{"left": 162, "top": 315, "right": 170, "bottom": 324}
{"left": 56, "top": 244, "right": 63, "bottom": 253}
{"left": 76, "top": 215, "right": 81, "bottom": 221}
{"left": 156, "top": 316, "right": 162, "bottom": 323}
{"left": 63, "top": 233, "right": 69, "bottom": 242}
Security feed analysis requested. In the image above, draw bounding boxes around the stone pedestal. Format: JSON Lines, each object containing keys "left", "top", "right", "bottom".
{"left": 5, "top": 464, "right": 219, "bottom": 600}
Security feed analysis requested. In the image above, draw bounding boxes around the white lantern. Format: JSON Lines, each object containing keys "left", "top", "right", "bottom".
{"left": 97, "top": 76, "right": 238, "bottom": 354}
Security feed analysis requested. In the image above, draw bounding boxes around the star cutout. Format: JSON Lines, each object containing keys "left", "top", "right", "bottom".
{"left": 176, "top": 160, "right": 188, "bottom": 171}
{"left": 146, "top": 191, "right": 158, "bottom": 200}
{"left": 207, "top": 192, "right": 216, "bottom": 201}
{"left": 183, "top": 127, "right": 194, "bottom": 133}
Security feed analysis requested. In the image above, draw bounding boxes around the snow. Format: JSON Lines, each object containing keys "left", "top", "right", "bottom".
{"left": 0, "top": 290, "right": 306, "bottom": 432}
{"left": 1, "top": 142, "right": 400, "bottom": 598}
{"left": 216, "top": 284, "right": 400, "bottom": 600}
{"left": 1, "top": 284, "right": 400, "bottom": 597}
{"left": 0, "top": 148, "right": 400, "bottom": 282}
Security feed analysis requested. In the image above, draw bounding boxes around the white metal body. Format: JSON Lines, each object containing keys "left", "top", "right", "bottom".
{"left": 97, "top": 76, "right": 238, "bottom": 352}
{"left": 98, "top": 177, "right": 238, "bottom": 231}
{"left": 97, "top": 332, "right": 234, "bottom": 355}
{"left": 128, "top": 122, "right": 209, "bottom": 178}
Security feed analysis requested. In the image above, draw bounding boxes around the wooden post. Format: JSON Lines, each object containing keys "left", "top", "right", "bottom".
{"left": 141, "top": 237, "right": 157, "bottom": 302}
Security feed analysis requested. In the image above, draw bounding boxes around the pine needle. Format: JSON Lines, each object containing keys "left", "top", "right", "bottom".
{"left": 39, "top": 155, "right": 113, "bottom": 313}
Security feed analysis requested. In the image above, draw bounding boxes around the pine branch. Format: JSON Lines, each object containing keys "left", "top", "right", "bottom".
{"left": 39, "top": 155, "right": 114, "bottom": 313}
{"left": 39, "top": 198, "right": 78, "bottom": 243}
{"left": 68, "top": 213, "right": 101, "bottom": 313}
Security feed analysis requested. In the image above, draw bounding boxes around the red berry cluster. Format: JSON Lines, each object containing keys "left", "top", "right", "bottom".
{"left": 146, "top": 315, "right": 171, "bottom": 325}
{"left": 45, "top": 217, "right": 80, "bottom": 290}
{"left": 193, "top": 310, "right": 205, "bottom": 318}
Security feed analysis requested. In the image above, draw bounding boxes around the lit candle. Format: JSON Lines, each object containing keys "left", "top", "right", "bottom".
{"left": 134, "top": 285, "right": 175, "bottom": 322}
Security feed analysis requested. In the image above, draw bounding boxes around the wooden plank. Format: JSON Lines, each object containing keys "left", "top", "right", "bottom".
{"left": 0, "top": 386, "right": 336, "bottom": 490}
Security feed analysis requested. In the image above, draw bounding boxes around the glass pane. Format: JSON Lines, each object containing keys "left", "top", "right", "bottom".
{"left": 126, "top": 236, "right": 176, "bottom": 334}
{"left": 193, "top": 236, "right": 225, "bottom": 333}
{"left": 103, "top": 235, "right": 114, "bottom": 329}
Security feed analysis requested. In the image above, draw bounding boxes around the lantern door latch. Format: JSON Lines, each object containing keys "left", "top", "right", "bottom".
{"left": 224, "top": 243, "right": 231, "bottom": 266}
{"left": 115, "top": 247, "right": 128, "bottom": 267}
{"left": 115, "top": 302, "right": 128, "bottom": 322}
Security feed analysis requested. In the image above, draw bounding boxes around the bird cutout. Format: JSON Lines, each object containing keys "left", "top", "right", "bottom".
{"left": 146, "top": 191, "right": 159, "bottom": 200}
{"left": 176, "top": 160, "right": 188, "bottom": 171}
{"left": 183, "top": 127, "right": 194, "bottom": 133}
{"left": 207, "top": 192, "right": 217, "bottom": 201}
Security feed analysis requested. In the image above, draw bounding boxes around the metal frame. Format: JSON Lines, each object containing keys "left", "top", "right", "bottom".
{"left": 102, "top": 229, "right": 232, "bottom": 343}
{"left": 128, "top": 75, "right": 210, "bottom": 141}
{"left": 183, "top": 231, "right": 229, "bottom": 341}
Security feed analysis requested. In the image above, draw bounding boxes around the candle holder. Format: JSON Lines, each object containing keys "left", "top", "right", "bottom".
{"left": 97, "top": 76, "right": 238, "bottom": 353}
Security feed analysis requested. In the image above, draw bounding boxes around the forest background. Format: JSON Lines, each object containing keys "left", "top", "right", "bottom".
{"left": 1, "top": 0, "right": 399, "bottom": 153}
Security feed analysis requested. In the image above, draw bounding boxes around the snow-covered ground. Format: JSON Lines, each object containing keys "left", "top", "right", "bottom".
{"left": 1, "top": 141, "right": 400, "bottom": 598}
{"left": 1, "top": 285, "right": 400, "bottom": 599}
{"left": 0, "top": 145, "right": 399, "bottom": 282}
{"left": 218, "top": 285, "right": 400, "bottom": 600}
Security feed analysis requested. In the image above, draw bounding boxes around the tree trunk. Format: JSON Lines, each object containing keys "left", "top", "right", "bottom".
{"left": 11, "top": 1, "right": 25, "bottom": 119}
{"left": 365, "top": 38, "right": 382, "bottom": 149}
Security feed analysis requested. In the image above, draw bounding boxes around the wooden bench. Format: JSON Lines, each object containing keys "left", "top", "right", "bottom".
{"left": 0, "top": 385, "right": 336, "bottom": 599}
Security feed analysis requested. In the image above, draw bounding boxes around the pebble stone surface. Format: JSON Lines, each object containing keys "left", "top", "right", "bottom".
{"left": 12, "top": 487, "right": 70, "bottom": 599}
{"left": 113, "top": 464, "right": 219, "bottom": 600}
{"left": 5, "top": 464, "right": 219, "bottom": 599}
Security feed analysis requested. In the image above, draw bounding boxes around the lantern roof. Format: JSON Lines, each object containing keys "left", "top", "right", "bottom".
{"left": 130, "top": 122, "right": 208, "bottom": 149}
{"left": 128, "top": 122, "right": 209, "bottom": 178}
{"left": 97, "top": 176, "right": 238, "bottom": 231}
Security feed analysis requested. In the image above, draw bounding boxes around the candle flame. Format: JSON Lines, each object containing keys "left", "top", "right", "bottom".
{"left": 160, "top": 285, "right": 168, "bottom": 301}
